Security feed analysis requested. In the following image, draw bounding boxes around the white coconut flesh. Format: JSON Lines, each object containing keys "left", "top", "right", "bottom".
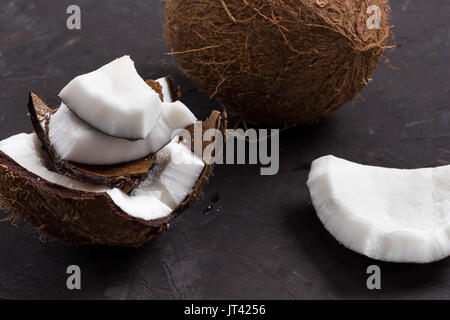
{"left": 108, "top": 142, "right": 205, "bottom": 219}
{"left": 307, "top": 155, "right": 450, "bottom": 263}
{"left": 48, "top": 99, "right": 196, "bottom": 165}
{"left": 0, "top": 133, "right": 205, "bottom": 221}
{"left": 59, "top": 55, "right": 163, "bottom": 139}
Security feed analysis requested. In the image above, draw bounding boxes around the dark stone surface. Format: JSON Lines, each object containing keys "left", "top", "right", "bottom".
{"left": 0, "top": 0, "right": 449, "bottom": 299}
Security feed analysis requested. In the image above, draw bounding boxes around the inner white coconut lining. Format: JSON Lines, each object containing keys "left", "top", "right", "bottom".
{"left": 307, "top": 155, "right": 450, "bottom": 263}
{"left": 0, "top": 133, "right": 105, "bottom": 193}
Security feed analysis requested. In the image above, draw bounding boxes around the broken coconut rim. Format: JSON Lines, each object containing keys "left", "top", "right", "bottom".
{"left": 27, "top": 77, "right": 181, "bottom": 192}
{"left": 307, "top": 156, "right": 450, "bottom": 263}
{"left": 0, "top": 110, "right": 226, "bottom": 246}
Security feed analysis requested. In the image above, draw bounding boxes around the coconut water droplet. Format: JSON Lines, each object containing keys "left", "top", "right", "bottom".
{"left": 203, "top": 204, "right": 213, "bottom": 215}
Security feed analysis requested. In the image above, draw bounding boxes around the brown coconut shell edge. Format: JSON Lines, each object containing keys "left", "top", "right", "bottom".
{"left": 0, "top": 110, "right": 227, "bottom": 246}
{"left": 147, "top": 76, "right": 181, "bottom": 102}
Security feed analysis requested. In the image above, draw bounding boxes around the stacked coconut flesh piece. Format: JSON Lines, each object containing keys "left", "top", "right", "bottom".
{"left": 0, "top": 56, "right": 226, "bottom": 246}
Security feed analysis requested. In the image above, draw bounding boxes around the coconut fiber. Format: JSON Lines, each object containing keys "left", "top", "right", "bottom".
{"left": 165, "top": 0, "right": 392, "bottom": 126}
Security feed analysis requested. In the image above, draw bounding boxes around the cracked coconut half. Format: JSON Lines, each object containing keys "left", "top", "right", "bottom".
{"left": 0, "top": 56, "right": 226, "bottom": 246}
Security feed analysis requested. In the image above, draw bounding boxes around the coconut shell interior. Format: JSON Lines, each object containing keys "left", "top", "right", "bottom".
{"left": 0, "top": 110, "right": 227, "bottom": 246}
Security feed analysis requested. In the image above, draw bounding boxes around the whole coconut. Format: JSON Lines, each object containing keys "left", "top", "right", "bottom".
{"left": 165, "top": 0, "right": 391, "bottom": 126}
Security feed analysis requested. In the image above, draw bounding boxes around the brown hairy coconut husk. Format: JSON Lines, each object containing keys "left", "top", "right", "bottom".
{"left": 0, "top": 111, "right": 226, "bottom": 246}
{"left": 165, "top": 0, "right": 392, "bottom": 126}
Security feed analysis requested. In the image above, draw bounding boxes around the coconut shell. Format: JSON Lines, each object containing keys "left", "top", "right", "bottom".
{"left": 146, "top": 79, "right": 165, "bottom": 102}
{"left": 28, "top": 92, "right": 154, "bottom": 193}
{"left": 0, "top": 110, "right": 227, "bottom": 246}
{"left": 147, "top": 76, "right": 181, "bottom": 102}
{"left": 165, "top": 0, "right": 392, "bottom": 126}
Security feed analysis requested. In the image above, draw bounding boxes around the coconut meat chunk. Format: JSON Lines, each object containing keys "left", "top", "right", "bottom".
{"left": 107, "top": 140, "right": 205, "bottom": 220}
{"left": 48, "top": 100, "right": 196, "bottom": 165}
{"left": 307, "top": 155, "right": 450, "bottom": 263}
{"left": 58, "top": 56, "right": 162, "bottom": 139}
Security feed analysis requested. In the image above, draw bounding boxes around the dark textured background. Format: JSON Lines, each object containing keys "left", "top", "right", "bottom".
{"left": 0, "top": 0, "right": 449, "bottom": 299}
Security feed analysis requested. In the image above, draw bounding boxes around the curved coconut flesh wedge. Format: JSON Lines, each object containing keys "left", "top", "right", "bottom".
{"left": 59, "top": 56, "right": 163, "bottom": 139}
{"left": 0, "top": 111, "right": 226, "bottom": 246}
{"left": 46, "top": 100, "right": 197, "bottom": 165}
{"left": 307, "top": 156, "right": 450, "bottom": 263}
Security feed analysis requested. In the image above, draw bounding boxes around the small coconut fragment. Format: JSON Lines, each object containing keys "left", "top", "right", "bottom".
{"left": 0, "top": 111, "right": 226, "bottom": 246}
{"left": 307, "top": 156, "right": 450, "bottom": 263}
{"left": 59, "top": 56, "right": 162, "bottom": 139}
{"left": 145, "top": 79, "right": 164, "bottom": 102}
{"left": 107, "top": 142, "right": 205, "bottom": 220}
{"left": 155, "top": 76, "right": 181, "bottom": 103}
